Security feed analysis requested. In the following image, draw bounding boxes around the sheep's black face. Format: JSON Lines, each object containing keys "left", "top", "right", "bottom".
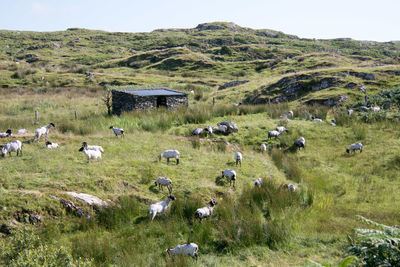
{"left": 168, "top": 196, "right": 176, "bottom": 201}
{"left": 79, "top": 147, "right": 84, "bottom": 152}
{"left": 346, "top": 149, "right": 350, "bottom": 153}
{"left": 46, "top": 141, "right": 51, "bottom": 145}
{"left": 231, "top": 176, "right": 236, "bottom": 180}
{"left": 6, "top": 129, "right": 12, "bottom": 135}
{"left": 210, "top": 200, "right": 217, "bottom": 206}
{"left": 50, "top": 123, "right": 55, "bottom": 127}
{"left": 109, "top": 126, "right": 113, "bottom": 129}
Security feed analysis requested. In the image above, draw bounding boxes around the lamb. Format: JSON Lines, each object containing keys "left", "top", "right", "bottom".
{"left": 109, "top": 126, "right": 124, "bottom": 137}
{"left": 159, "top": 150, "right": 180, "bottom": 165}
{"left": 166, "top": 243, "right": 199, "bottom": 259}
{"left": 254, "top": 178, "right": 262, "bottom": 188}
{"left": 0, "top": 129, "right": 12, "bottom": 138}
{"left": 311, "top": 116, "right": 323, "bottom": 122}
{"left": 154, "top": 177, "right": 172, "bottom": 193}
{"left": 82, "top": 142, "right": 104, "bottom": 153}
{"left": 346, "top": 143, "right": 363, "bottom": 153}
{"left": 222, "top": 169, "right": 237, "bottom": 187}
{"left": 276, "top": 126, "right": 288, "bottom": 133}
{"left": 330, "top": 120, "right": 337, "bottom": 127}
{"left": 195, "top": 199, "right": 217, "bottom": 222}
{"left": 79, "top": 143, "right": 102, "bottom": 163}
{"left": 260, "top": 144, "right": 267, "bottom": 153}
{"left": 33, "top": 123, "right": 55, "bottom": 142}
{"left": 149, "top": 195, "right": 176, "bottom": 221}
{"left": 45, "top": 141, "right": 59, "bottom": 149}
{"left": 268, "top": 130, "right": 280, "bottom": 139}
{"left": 295, "top": 137, "right": 306, "bottom": 150}
{"left": 1, "top": 140, "right": 22, "bottom": 157}
{"left": 234, "top": 152, "right": 242, "bottom": 166}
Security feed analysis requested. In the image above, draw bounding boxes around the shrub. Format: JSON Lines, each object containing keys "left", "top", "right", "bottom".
{"left": 351, "top": 123, "right": 367, "bottom": 141}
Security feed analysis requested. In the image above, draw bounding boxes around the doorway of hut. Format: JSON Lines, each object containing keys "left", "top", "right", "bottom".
{"left": 156, "top": 96, "right": 167, "bottom": 108}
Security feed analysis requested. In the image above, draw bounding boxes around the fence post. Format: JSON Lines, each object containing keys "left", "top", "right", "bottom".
{"left": 75, "top": 111, "right": 78, "bottom": 120}
{"left": 35, "top": 110, "right": 38, "bottom": 122}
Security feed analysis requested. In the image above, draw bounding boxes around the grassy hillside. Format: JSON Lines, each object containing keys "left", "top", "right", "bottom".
{"left": 0, "top": 22, "right": 400, "bottom": 266}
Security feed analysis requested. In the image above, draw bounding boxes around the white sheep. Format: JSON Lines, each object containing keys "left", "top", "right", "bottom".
{"left": 33, "top": 123, "right": 55, "bottom": 142}
{"left": 192, "top": 128, "right": 203, "bottom": 136}
{"left": 45, "top": 141, "right": 59, "bottom": 149}
{"left": 234, "top": 152, "right": 242, "bottom": 166}
{"left": 268, "top": 130, "right": 280, "bottom": 139}
{"left": 1, "top": 140, "right": 22, "bottom": 157}
{"left": 280, "top": 110, "right": 294, "bottom": 118}
{"left": 295, "top": 137, "right": 306, "bottom": 150}
{"left": 159, "top": 150, "right": 180, "bottom": 165}
{"left": 204, "top": 126, "right": 213, "bottom": 135}
{"left": 17, "top": 129, "right": 27, "bottom": 135}
{"left": 283, "top": 183, "right": 297, "bottom": 192}
{"left": 222, "top": 169, "right": 237, "bottom": 187}
{"left": 109, "top": 126, "right": 124, "bottom": 137}
{"left": 79, "top": 143, "right": 102, "bottom": 163}
{"left": 0, "top": 129, "right": 12, "bottom": 138}
{"left": 82, "top": 142, "right": 104, "bottom": 153}
{"left": 371, "top": 106, "right": 380, "bottom": 112}
{"left": 260, "top": 144, "right": 267, "bottom": 153}
{"left": 276, "top": 126, "right": 288, "bottom": 133}
{"left": 195, "top": 199, "right": 217, "bottom": 222}
{"left": 330, "top": 120, "right": 337, "bottom": 127}
{"left": 311, "top": 116, "right": 323, "bottom": 122}
{"left": 254, "top": 178, "right": 262, "bottom": 188}
{"left": 149, "top": 195, "right": 176, "bottom": 221}
{"left": 154, "top": 177, "right": 172, "bottom": 193}
{"left": 166, "top": 243, "right": 199, "bottom": 259}
{"left": 346, "top": 143, "right": 363, "bottom": 153}
{"left": 347, "top": 109, "right": 354, "bottom": 116}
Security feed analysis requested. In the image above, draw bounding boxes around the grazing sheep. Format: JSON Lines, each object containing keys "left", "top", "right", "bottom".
{"left": 233, "top": 102, "right": 242, "bottom": 107}
{"left": 149, "top": 195, "right": 176, "bottom": 221}
{"left": 280, "top": 110, "right": 294, "bottom": 118}
{"left": 79, "top": 143, "right": 102, "bottom": 163}
{"left": 33, "top": 123, "right": 55, "bottom": 142}
{"left": 159, "top": 150, "right": 180, "bottom": 165}
{"left": 260, "top": 144, "right": 267, "bottom": 153}
{"left": 283, "top": 183, "right": 296, "bottom": 192}
{"left": 222, "top": 169, "right": 237, "bottom": 187}
{"left": 268, "top": 130, "right": 280, "bottom": 139}
{"left": 192, "top": 128, "right": 204, "bottom": 136}
{"left": 195, "top": 199, "right": 217, "bottom": 222}
{"left": 234, "top": 152, "right": 242, "bottom": 166}
{"left": 204, "top": 126, "right": 213, "bottom": 135}
{"left": 276, "top": 126, "right": 288, "bottom": 133}
{"left": 154, "top": 177, "right": 172, "bottom": 193}
{"left": 311, "top": 116, "right": 323, "bottom": 122}
{"left": 166, "top": 243, "right": 199, "bottom": 259}
{"left": 254, "top": 178, "right": 262, "bottom": 188}
{"left": 1, "top": 140, "right": 22, "bottom": 157}
{"left": 330, "top": 120, "right": 337, "bottom": 127}
{"left": 218, "top": 124, "right": 228, "bottom": 134}
{"left": 347, "top": 109, "right": 354, "bottom": 116}
{"left": 346, "top": 143, "right": 363, "bottom": 153}
{"left": 371, "top": 106, "right": 380, "bottom": 112}
{"left": 46, "top": 141, "right": 59, "bottom": 149}
{"left": 295, "top": 137, "right": 306, "bottom": 150}
{"left": 82, "top": 142, "right": 104, "bottom": 153}
{"left": 0, "top": 129, "right": 12, "bottom": 138}
{"left": 109, "top": 126, "right": 124, "bottom": 137}
{"left": 17, "top": 129, "right": 27, "bottom": 135}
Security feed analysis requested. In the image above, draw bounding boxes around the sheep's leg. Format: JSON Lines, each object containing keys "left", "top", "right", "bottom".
{"left": 236, "top": 159, "right": 238, "bottom": 166}
{"left": 167, "top": 158, "right": 170, "bottom": 165}
{"left": 168, "top": 185, "right": 172, "bottom": 193}
{"left": 151, "top": 211, "right": 157, "bottom": 221}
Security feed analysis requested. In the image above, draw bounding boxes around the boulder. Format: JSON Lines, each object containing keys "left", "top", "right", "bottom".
{"left": 218, "top": 121, "right": 238, "bottom": 134}
{"left": 349, "top": 72, "right": 376, "bottom": 80}
{"left": 218, "top": 80, "right": 249, "bottom": 90}
{"left": 66, "top": 192, "right": 108, "bottom": 207}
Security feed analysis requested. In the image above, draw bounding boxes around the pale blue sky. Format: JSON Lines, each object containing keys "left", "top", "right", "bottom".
{"left": 1, "top": 0, "right": 399, "bottom": 41}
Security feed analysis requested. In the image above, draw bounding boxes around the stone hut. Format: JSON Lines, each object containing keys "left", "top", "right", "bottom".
{"left": 112, "top": 87, "right": 188, "bottom": 115}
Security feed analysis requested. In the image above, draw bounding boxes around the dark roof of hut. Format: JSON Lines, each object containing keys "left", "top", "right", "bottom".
{"left": 118, "top": 87, "right": 187, "bottom": 96}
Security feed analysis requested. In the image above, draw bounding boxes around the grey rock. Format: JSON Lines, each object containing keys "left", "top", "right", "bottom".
{"left": 218, "top": 80, "right": 249, "bottom": 90}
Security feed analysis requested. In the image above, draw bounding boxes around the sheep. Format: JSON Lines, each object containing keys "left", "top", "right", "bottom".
{"left": 347, "top": 109, "right": 354, "bottom": 116}
{"left": 79, "top": 143, "right": 102, "bottom": 163}
{"left": 33, "top": 123, "right": 55, "bottom": 142}
{"left": 1, "top": 140, "right": 22, "bottom": 157}
{"left": 154, "top": 177, "right": 172, "bottom": 193}
{"left": 234, "top": 152, "right": 242, "bottom": 166}
{"left": 346, "top": 143, "right": 363, "bottom": 153}
{"left": 283, "top": 183, "right": 296, "bottom": 192}
{"left": 371, "top": 106, "right": 380, "bottom": 112}
{"left": 221, "top": 169, "right": 237, "bottom": 187}
{"left": 192, "top": 128, "right": 204, "bottom": 136}
{"left": 159, "top": 150, "right": 180, "bottom": 165}
{"left": 0, "top": 129, "right": 12, "bottom": 138}
{"left": 233, "top": 102, "right": 242, "bottom": 107}
{"left": 17, "top": 129, "right": 27, "bottom": 135}
{"left": 311, "top": 116, "right": 323, "bottom": 122}
{"left": 330, "top": 120, "right": 337, "bottom": 127}
{"left": 295, "top": 137, "right": 306, "bottom": 150}
{"left": 276, "top": 126, "right": 288, "bottom": 133}
{"left": 166, "top": 243, "right": 199, "bottom": 259}
{"left": 45, "top": 141, "right": 59, "bottom": 149}
{"left": 149, "top": 195, "right": 176, "bottom": 221}
{"left": 254, "top": 178, "right": 262, "bottom": 188}
{"left": 204, "top": 126, "right": 213, "bottom": 135}
{"left": 218, "top": 124, "right": 228, "bottom": 134}
{"left": 82, "top": 142, "right": 104, "bottom": 153}
{"left": 268, "top": 130, "right": 280, "bottom": 139}
{"left": 195, "top": 200, "right": 217, "bottom": 222}
{"left": 280, "top": 110, "right": 294, "bottom": 118}
{"left": 260, "top": 144, "right": 267, "bottom": 153}
{"left": 109, "top": 126, "right": 124, "bottom": 137}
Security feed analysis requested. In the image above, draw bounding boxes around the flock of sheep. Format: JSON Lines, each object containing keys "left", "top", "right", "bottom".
{"left": 0, "top": 108, "right": 364, "bottom": 259}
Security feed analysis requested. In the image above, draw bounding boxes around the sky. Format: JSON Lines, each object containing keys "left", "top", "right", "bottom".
{"left": 0, "top": 0, "right": 399, "bottom": 42}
